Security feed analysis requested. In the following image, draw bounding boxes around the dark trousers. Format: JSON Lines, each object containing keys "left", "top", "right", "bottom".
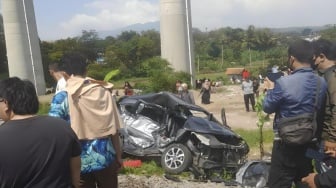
{"left": 80, "top": 160, "right": 119, "bottom": 188}
{"left": 268, "top": 141, "right": 312, "bottom": 188}
{"left": 243, "top": 93, "right": 255, "bottom": 111}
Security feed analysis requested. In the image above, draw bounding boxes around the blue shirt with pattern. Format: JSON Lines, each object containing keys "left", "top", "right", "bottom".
{"left": 48, "top": 90, "right": 115, "bottom": 174}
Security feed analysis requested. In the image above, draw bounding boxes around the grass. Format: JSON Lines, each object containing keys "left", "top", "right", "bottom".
{"left": 0, "top": 72, "right": 9, "bottom": 80}
{"left": 38, "top": 102, "right": 50, "bottom": 115}
{"left": 234, "top": 128, "right": 274, "bottom": 149}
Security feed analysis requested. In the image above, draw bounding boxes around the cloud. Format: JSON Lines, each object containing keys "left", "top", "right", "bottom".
{"left": 190, "top": 0, "right": 335, "bottom": 30}
{"left": 33, "top": 0, "right": 336, "bottom": 40}
{"left": 59, "top": 0, "right": 159, "bottom": 36}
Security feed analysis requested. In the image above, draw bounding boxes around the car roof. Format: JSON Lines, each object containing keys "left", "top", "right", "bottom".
{"left": 118, "top": 91, "right": 207, "bottom": 113}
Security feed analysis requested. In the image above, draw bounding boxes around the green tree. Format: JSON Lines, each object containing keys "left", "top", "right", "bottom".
{"left": 140, "top": 56, "right": 172, "bottom": 77}
{"left": 320, "top": 26, "right": 336, "bottom": 41}
{"left": 253, "top": 29, "right": 277, "bottom": 52}
{"left": 207, "top": 41, "right": 221, "bottom": 58}
{"left": 141, "top": 30, "right": 161, "bottom": 56}
{"left": 77, "top": 30, "right": 101, "bottom": 62}
{"left": 253, "top": 28, "right": 278, "bottom": 64}
{"left": 117, "top": 30, "right": 138, "bottom": 42}
{"left": 104, "top": 44, "right": 122, "bottom": 68}
{"left": 87, "top": 64, "right": 114, "bottom": 80}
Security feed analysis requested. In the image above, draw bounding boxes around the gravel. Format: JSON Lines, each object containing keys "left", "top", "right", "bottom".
{"left": 118, "top": 174, "right": 238, "bottom": 188}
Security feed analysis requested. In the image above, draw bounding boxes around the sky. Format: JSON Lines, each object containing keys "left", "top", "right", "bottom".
{"left": 2, "top": 0, "right": 336, "bottom": 41}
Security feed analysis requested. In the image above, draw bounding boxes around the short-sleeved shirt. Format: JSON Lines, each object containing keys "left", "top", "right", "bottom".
{"left": 0, "top": 116, "right": 81, "bottom": 188}
{"left": 242, "top": 80, "right": 254, "bottom": 95}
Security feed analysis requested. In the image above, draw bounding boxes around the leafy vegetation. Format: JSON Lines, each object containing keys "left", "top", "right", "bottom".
{"left": 1, "top": 16, "right": 336, "bottom": 92}
{"left": 235, "top": 128, "right": 273, "bottom": 150}
{"left": 38, "top": 102, "right": 50, "bottom": 115}
{"left": 254, "top": 94, "right": 272, "bottom": 158}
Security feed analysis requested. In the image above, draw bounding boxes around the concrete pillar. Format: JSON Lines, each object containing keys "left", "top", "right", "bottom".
{"left": 160, "top": 0, "right": 195, "bottom": 87}
{"left": 1, "top": 0, "right": 46, "bottom": 95}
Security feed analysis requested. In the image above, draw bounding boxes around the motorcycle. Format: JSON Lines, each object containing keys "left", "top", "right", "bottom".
{"left": 117, "top": 92, "right": 249, "bottom": 179}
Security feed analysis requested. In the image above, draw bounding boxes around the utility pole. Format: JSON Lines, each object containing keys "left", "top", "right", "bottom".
{"left": 221, "top": 40, "right": 224, "bottom": 69}
{"left": 249, "top": 47, "right": 252, "bottom": 67}
{"left": 2, "top": 0, "right": 46, "bottom": 95}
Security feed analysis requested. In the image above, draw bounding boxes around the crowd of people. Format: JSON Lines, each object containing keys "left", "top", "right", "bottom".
{"left": 2, "top": 38, "right": 336, "bottom": 187}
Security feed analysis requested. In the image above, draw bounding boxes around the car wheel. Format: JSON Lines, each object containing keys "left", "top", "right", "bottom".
{"left": 161, "top": 143, "right": 192, "bottom": 174}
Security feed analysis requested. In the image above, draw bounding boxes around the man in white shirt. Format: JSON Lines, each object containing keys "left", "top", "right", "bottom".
{"left": 242, "top": 77, "right": 255, "bottom": 112}
{"left": 48, "top": 62, "right": 66, "bottom": 94}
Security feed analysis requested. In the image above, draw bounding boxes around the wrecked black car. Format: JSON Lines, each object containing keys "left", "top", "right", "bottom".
{"left": 117, "top": 92, "right": 249, "bottom": 178}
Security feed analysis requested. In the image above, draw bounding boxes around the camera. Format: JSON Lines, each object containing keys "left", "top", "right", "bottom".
{"left": 266, "top": 66, "right": 284, "bottom": 82}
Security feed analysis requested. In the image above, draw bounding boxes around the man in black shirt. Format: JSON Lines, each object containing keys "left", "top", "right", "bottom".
{"left": 0, "top": 77, "right": 81, "bottom": 188}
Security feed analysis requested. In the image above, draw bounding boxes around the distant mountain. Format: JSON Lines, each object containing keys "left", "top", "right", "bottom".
{"left": 98, "top": 21, "right": 160, "bottom": 38}
{"left": 97, "top": 21, "right": 334, "bottom": 39}
{"left": 269, "top": 25, "right": 332, "bottom": 34}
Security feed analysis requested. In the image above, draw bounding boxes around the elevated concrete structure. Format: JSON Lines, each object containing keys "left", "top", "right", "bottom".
{"left": 160, "top": 0, "right": 195, "bottom": 86}
{"left": 1, "top": 0, "right": 46, "bottom": 95}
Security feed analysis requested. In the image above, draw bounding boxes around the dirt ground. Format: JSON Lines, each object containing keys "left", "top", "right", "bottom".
{"left": 193, "top": 84, "right": 273, "bottom": 131}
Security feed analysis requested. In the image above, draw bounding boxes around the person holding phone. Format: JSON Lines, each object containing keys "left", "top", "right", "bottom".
{"left": 263, "top": 39, "right": 327, "bottom": 188}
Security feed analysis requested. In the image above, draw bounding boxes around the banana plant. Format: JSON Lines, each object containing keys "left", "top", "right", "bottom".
{"left": 254, "top": 93, "right": 270, "bottom": 159}
{"left": 104, "top": 69, "right": 120, "bottom": 82}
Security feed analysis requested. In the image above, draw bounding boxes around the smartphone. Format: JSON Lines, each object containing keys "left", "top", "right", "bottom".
{"left": 266, "top": 72, "right": 283, "bottom": 82}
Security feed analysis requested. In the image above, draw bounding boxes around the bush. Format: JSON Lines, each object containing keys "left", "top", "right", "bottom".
{"left": 87, "top": 64, "right": 111, "bottom": 80}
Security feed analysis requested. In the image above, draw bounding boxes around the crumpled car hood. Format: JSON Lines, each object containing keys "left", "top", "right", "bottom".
{"left": 184, "top": 116, "right": 237, "bottom": 137}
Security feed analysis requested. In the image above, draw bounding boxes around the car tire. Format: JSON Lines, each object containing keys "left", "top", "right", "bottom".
{"left": 161, "top": 143, "right": 192, "bottom": 174}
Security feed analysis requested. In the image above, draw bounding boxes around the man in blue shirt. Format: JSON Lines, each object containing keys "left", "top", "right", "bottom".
{"left": 263, "top": 39, "right": 327, "bottom": 188}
